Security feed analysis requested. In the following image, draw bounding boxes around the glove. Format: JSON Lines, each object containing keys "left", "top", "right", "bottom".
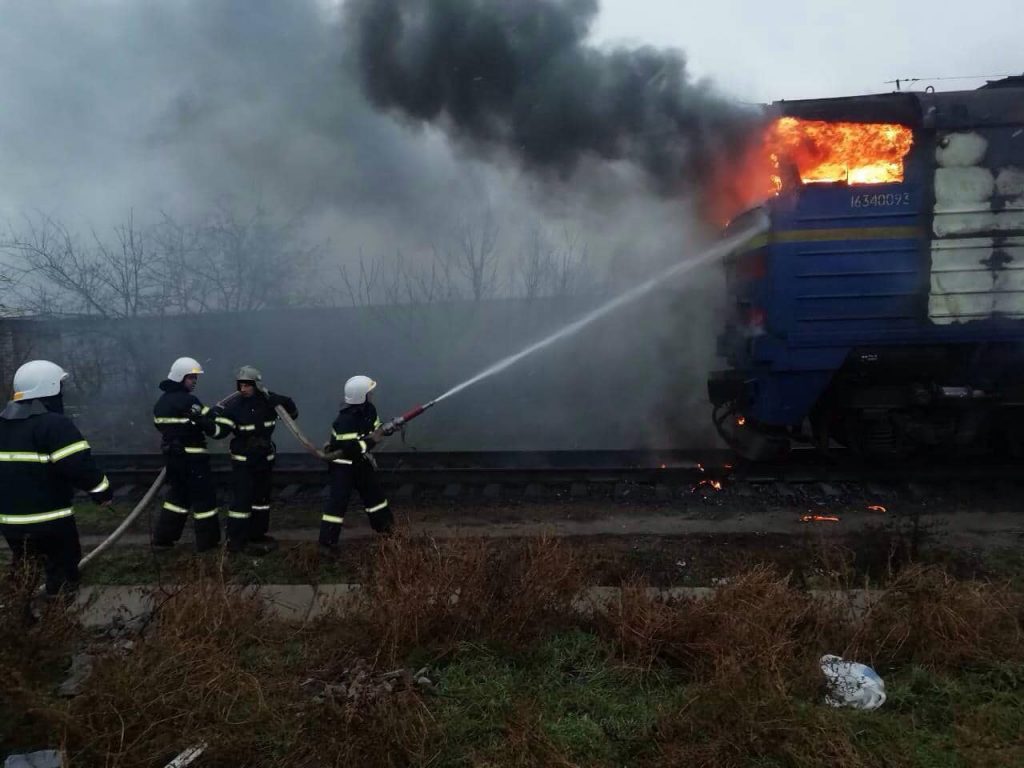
{"left": 379, "top": 420, "right": 398, "bottom": 437}
{"left": 188, "top": 403, "right": 203, "bottom": 424}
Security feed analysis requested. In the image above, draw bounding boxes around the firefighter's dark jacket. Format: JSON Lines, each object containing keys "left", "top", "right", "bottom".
{"left": 153, "top": 379, "right": 224, "bottom": 453}
{"left": 327, "top": 402, "right": 381, "bottom": 463}
{"left": 0, "top": 398, "right": 112, "bottom": 525}
{"left": 215, "top": 392, "right": 297, "bottom": 459}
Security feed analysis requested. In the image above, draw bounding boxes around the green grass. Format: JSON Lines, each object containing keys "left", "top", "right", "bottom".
{"left": 71, "top": 500, "right": 116, "bottom": 531}
{"left": 432, "top": 632, "right": 689, "bottom": 766}
{"left": 983, "top": 549, "right": 1024, "bottom": 590}
{"left": 0, "top": 540, "right": 362, "bottom": 585}
{"left": 846, "top": 665, "right": 1024, "bottom": 767}
{"left": 72, "top": 500, "right": 322, "bottom": 534}
{"left": 419, "top": 634, "right": 1024, "bottom": 767}
{"left": 74, "top": 542, "right": 360, "bottom": 585}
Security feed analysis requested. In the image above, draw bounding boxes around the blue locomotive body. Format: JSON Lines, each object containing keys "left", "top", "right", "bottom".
{"left": 709, "top": 80, "right": 1024, "bottom": 458}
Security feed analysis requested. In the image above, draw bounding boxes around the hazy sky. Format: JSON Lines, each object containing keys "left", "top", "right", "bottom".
{"left": 0, "top": 0, "right": 1018, "bottom": 249}
{"left": 594, "top": 0, "right": 1020, "bottom": 101}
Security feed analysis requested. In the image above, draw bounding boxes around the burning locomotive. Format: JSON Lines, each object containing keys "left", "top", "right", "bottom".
{"left": 708, "top": 77, "right": 1024, "bottom": 460}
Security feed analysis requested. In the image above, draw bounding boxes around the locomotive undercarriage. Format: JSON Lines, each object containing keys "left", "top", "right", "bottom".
{"left": 713, "top": 345, "right": 1024, "bottom": 461}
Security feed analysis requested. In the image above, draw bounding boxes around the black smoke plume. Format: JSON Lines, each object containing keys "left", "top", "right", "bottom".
{"left": 345, "top": 0, "right": 759, "bottom": 195}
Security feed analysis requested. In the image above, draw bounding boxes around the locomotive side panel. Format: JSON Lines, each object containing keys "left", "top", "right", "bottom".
{"left": 709, "top": 83, "right": 1024, "bottom": 459}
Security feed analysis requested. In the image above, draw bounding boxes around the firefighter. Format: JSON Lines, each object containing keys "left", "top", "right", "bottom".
{"left": 0, "top": 360, "right": 113, "bottom": 597}
{"left": 319, "top": 375, "right": 394, "bottom": 554}
{"left": 151, "top": 357, "right": 227, "bottom": 552}
{"left": 214, "top": 365, "right": 297, "bottom": 554}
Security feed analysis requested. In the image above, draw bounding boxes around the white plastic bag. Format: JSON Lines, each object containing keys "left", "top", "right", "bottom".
{"left": 819, "top": 654, "right": 886, "bottom": 710}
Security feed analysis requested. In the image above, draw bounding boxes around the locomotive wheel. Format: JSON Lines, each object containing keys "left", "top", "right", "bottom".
{"left": 844, "top": 410, "right": 916, "bottom": 461}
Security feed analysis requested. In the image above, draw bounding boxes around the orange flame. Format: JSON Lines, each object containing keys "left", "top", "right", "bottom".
{"left": 698, "top": 479, "right": 723, "bottom": 491}
{"left": 706, "top": 117, "right": 914, "bottom": 224}
{"left": 867, "top": 504, "right": 887, "bottom": 513}
{"left": 736, "top": 415, "right": 746, "bottom": 427}
{"left": 770, "top": 118, "right": 913, "bottom": 186}
{"left": 801, "top": 514, "right": 840, "bottom": 523}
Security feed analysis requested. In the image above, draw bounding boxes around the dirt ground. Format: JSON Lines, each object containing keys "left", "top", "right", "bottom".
{"left": 66, "top": 480, "right": 1024, "bottom": 587}
{"left": 76, "top": 474, "right": 1024, "bottom": 547}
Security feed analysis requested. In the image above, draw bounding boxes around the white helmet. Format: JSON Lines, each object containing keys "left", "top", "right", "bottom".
{"left": 12, "top": 360, "right": 69, "bottom": 401}
{"left": 344, "top": 375, "right": 377, "bottom": 404}
{"left": 167, "top": 357, "right": 204, "bottom": 382}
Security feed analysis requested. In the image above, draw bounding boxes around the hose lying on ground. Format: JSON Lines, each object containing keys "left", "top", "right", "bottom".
{"left": 78, "top": 467, "right": 167, "bottom": 569}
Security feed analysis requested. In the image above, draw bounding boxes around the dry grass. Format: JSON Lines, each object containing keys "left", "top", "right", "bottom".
{"left": 602, "top": 562, "right": 1024, "bottom": 678}
{"left": 11, "top": 535, "right": 582, "bottom": 766}
{"left": 0, "top": 560, "right": 84, "bottom": 748}
{"left": 56, "top": 563, "right": 438, "bottom": 767}
{"left": 60, "top": 572, "right": 274, "bottom": 765}
{"left": 329, "top": 532, "right": 586, "bottom": 664}
{"left": 848, "top": 564, "right": 1024, "bottom": 668}
{"left": 2, "top": 534, "right": 1022, "bottom": 766}
{"left": 603, "top": 566, "right": 847, "bottom": 692}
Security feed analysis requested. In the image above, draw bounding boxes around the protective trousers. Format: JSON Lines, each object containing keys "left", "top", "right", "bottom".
{"left": 227, "top": 458, "right": 273, "bottom": 551}
{"left": 152, "top": 453, "right": 221, "bottom": 551}
{"left": 2, "top": 517, "right": 82, "bottom": 596}
{"left": 319, "top": 459, "right": 393, "bottom": 547}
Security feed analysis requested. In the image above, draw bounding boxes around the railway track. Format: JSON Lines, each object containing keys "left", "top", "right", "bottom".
{"left": 93, "top": 449, "right": 1024, "bottom": 505}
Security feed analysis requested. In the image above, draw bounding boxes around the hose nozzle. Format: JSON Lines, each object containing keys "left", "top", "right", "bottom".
{"left": 380, "top": 401, "right": 434, "bottom": 436}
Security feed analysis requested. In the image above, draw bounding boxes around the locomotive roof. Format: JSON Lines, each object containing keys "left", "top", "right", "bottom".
{"left": 770, "top": 76, "right": 1024, "bottom": 129}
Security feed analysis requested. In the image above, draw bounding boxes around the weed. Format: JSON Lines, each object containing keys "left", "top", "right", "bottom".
{"left": 3, "top": 535, "right": 1023, "bottom": 767}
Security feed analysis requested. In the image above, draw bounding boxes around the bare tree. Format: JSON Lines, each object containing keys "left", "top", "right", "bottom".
{"left": 1, "top": 212, "right": 162, "bottom": 318}
{"left": 2, "top": 204, "right": 327, "bottom": 317}
{"left": 517, "top": 227, "right": 554, "bottom": 299}
{"left": 552, "top": 226, "right": 590, "bottom": 297}
{"left": 513, "top": 225, "right": 595, "bottom": 299}
{"left": 422, "top": 244, "right": 462, "bottom": 302}
{"left": 0, "top": 271, "right": 13, "bottom": 317}
{"left": 334, "top": 241, "right": 475, "bottom": 308}
{"left": 338, "top": 249, "right": 383, "bottom": 307}
{"left": 189, "top": 203, "right": 323, "bottom": 312}
{"left": 94, "top": 210, "right": 162, "bottom": 317}
{"left": 452, "top": 211, "right": 501, "bottom": 301}
{"left": 151, "top": 212, "right": 209, "bottom": 314}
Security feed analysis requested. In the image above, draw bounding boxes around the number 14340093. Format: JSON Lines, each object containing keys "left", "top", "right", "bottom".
{"left": 850, "top": 191, "right": 912, "bottom": 208}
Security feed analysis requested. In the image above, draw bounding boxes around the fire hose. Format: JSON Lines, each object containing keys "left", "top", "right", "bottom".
{"left": 61, "top": 393, "right": 430, "bottom": 585}
{"left": 273, "top": 400, "right": 439, "bottom": 461}
{"left": 76, "top": 396, "right": 426, "bottom": 570}
{"left": 78, "top": 468, "right": 166, "bottom": 569}
{"left": 77, "top": 391, "right": 241, "bottom": 571}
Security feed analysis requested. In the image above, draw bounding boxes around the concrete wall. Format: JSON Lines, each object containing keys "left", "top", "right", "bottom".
{"left": 3, "top": 279, "right": 724, "bottom": 452}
